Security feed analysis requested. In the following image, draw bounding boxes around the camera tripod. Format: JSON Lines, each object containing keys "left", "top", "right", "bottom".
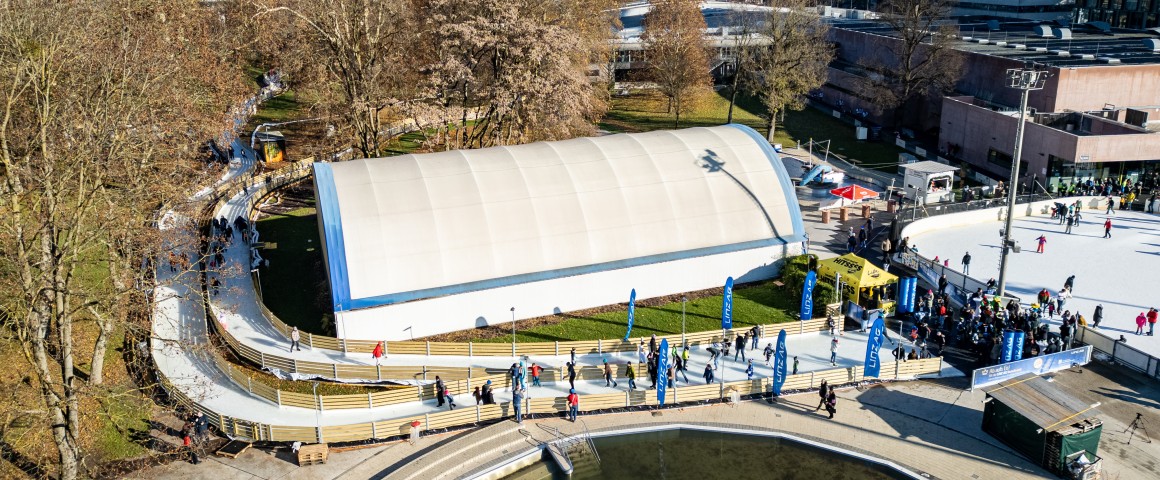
{"left": 1123, "top": 413, "right": 1151, "bottom": 445}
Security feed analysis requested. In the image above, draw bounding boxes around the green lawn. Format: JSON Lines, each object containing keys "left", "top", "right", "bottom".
{"left": 255, "top": 205, "right": 330, "bottom": 333}
{"left": 474, "top": 281, "right": 800, "bottom": 343}
{"left": 600, "top": 89, "right": 905, "bottom": 174}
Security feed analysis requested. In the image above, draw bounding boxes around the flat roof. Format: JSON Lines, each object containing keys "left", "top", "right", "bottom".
{"left": 902, "top": 161, "right": 959, "bottom": 174}
{"left": 985, "top": 374, "right": 1101, "bottom": 432}
{"left": 833, "top": 16, "right": 1160, "bottom": 67}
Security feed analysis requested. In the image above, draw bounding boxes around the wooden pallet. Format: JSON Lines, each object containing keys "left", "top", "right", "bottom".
{"left": 214, "top": 440, "right": 251, "bottom": 459}
{"left": 297, "top": 443, "right": 329, "bottom": 466}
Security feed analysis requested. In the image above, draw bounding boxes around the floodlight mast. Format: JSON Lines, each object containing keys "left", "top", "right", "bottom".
{"left": 996, "top": 67, "right": 1049, "bottom": 297}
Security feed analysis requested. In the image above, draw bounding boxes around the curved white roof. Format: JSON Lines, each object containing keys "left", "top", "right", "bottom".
{"left": 314, "top": 124, "right": 804, "bottom": 311}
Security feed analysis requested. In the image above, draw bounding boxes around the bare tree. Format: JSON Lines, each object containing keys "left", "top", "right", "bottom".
{"left": 863, "top": 0, "right": 963, "bottom": 127}
{"left": 250, "top": 0, "right": 417, "bottom": 158}
{"left": 419, "top": 0, "right": 613, "bottom": 149}
{"left": 742, "top": 0, "right": 834, "bottom": 140}
{"left": 0, "top": 1, "right": 244, "bottom": 478}
{"left": 641, "top": 0, "right": 712, "bottom": 128}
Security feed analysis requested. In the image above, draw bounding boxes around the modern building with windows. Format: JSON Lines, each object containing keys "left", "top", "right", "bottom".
{"left": 312, "top": 124, "right": 806, "bottom": 340}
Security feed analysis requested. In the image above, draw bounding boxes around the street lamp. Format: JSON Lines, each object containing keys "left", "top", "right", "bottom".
{"left": 511, "top": 307, "right": 517, "bottom": 358}
{"left": 997, "top": 67, "right": 1049, "bottom": 297}
{"left": 681, "top": 295, "right": 688, "bottom": 345}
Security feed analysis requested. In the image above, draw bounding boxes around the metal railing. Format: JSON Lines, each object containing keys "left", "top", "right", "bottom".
{"left": 1074, "top": 327, "right": 1160, "bottom": 381}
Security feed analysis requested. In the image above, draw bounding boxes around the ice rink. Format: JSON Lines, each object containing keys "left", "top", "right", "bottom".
{"left": 908, "top": 209, "right": 1160, "bottom": 358}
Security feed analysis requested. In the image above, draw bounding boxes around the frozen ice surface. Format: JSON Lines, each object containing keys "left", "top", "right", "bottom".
{"left": 908, "top": 209, "right": 1160, "bottom": 358}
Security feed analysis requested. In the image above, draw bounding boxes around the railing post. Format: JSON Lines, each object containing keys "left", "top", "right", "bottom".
{"left": 424, "top": 413, "right": 430, "bottom": 432}
{"left": 317, "top": 392, "right": 323, "bottom": 410}
{"left": 276, "top": 389, "right": 282, "bottom": 406}
{"left": 423, "top": 367, "right": 428, "bottom": 381}
{"left": 316, "top": 427, "right": 323, "bottom": 443}
{"left": 333, "top": 363, "right": 339, "bottom": 379}
{"left": 342, "top": 337, "right": 348, "bottom": 355}
{"left": 426, "top": 341, "right": 431, "bottom": 356}
{"left": 476, "top": 405, "right": 481, "bottom": 423}
{"left": 293, "top": 359, "right": 298, "bottom": 374}
{"left": 810, "top": 372, "right": 815, "bottom": 389}
{"left": 555, "top": 341, "right": 559, "bottom": 356}
{"left": 368, "top": 392, "right": 374, "bottom": 409}
{"left": 469, "top": 342, "right": 473, "bottom": 357}
{"left": 307, "top": 333, "right": 313, "bottom": 349}
{"left": 382, "top": 341, "right": 388, "bottom": 355}
{"left": 371, "top": 422, "right": 378, "bottom": 440}
{"left": 938, "top": 356, "right": 944, "bottom": 377}
{"left": 376, "top": 364, "right": 382, "bottom": 381}
{"left": 259, "top": 352, "right": 266, "bottom": 368}
{"left": 598, "top": 339, "right": 603, "bottom": 354}
{"left": 625, "top": 390, "right": 630, "bottom": 407}
{"left": 247, "top": 377, "right": 253, "bottom": 394}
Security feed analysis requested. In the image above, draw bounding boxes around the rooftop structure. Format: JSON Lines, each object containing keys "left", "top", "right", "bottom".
{"left": 313, "top": 124, "right": 805, "bottom": 339}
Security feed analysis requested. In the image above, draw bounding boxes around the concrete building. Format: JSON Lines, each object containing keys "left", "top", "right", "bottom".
{"left": 821, "top": 17, "right": 1160, "bottom": 189}
{"left": 312, "top": 125, "right": 805, "bottom": 340}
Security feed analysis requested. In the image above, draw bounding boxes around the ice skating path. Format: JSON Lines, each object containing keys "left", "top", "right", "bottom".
{"left": 153, "top": 146, "right": 962, "bottom": 432}
{"left": 908, "top": 209, "right": 1160, "bottom": 358}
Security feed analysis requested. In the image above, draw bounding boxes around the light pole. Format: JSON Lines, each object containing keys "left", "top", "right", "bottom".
{"left": 511, "top": 307, "right": 517, "bottom": 358}
{"left": 997, "top": 67, "right": 1049, "bottom": 297}
{"left": 681, "top": 295, "right": 688, "bottom": 345}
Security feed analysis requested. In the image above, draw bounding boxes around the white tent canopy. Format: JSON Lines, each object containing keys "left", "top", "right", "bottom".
{"left": 314, "top": 124, "right": 804, "bottom": 313}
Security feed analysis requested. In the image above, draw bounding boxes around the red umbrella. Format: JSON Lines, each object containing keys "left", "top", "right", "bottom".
{"left": 830, "top": 185, "right": 880, "bottom": 202}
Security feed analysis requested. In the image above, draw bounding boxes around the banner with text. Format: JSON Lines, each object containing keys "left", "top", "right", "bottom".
{"left": 657, "top": 338, "right": 670, "bottom": 405}
{"left": 800, "top": 271, "right": 817, "bottom": 320}
{"left": 970, "top": 346, "right": 1092, "bottom": 390}
{"left": 862, "top": 314, "right": 887, "bottom": 378}
{"left": 772, "top": 329, "right": 788, "bottom": 396}
{"left": 624, "top": 288, "right": 636, "bottom": 341}
{"left": 721, "top": 277, "right": 734, "bottom": 330}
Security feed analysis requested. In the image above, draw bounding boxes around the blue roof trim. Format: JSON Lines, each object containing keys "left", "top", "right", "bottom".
{"left": 345, "top": 233, "right": 806, "bottom": 310}
{"left": 724, "top": 123, "right": 807, "bottom": 240}
{"left": 313, "top": 163, "right": 352, "bottom": 312}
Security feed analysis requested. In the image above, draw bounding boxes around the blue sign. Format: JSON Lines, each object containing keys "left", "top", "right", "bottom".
{"left": 970, "top": 346, "right": 1092, "bottom": 389}
{"left": 519, "top": 357, "right": 527, "bottom": 390}
{"left": 1012, "top": 331, "right": 1026, "bottom": 361}
{"left": 1001, "top": 330, "right": 1016, "bottom": 363}
{"left": 722, "top": 277, "right": 734, "bottom": 330}
{"left": 624, "top": 288, "right": 636, "bottom": 341}
{"left": 800, "top": 271, "right": 817, "bottom": 320}
{"left": 863, "top": 314, "right": 886, "bottom": 378}
{"left": 657, "top": 338, "right": 670, "bottom": 405}
{"left": 772, "top": 330, "right": 788, "bottom": 396}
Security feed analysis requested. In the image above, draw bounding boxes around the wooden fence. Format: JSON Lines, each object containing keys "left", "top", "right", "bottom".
{"left": 157, "top": 355, "right": 944, "bottom": 443}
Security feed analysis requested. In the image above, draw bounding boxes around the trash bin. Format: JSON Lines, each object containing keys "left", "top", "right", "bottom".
{"left": 821, "top": 210, "right": 831, "bottom": 223}
{"left": 887, "top": 200, "right": 896, "bottom": 213}
{"left": 839, "top": 207, "right": 849, "bottom": 222}
{"left": 862, "top": 204, "right": 871, "bottom": 218}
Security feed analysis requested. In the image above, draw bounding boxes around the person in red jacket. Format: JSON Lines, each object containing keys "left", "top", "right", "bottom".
{"left": 529, "top": 363, "right": 543, "bottom": 387}
{"left": 1147, "top": 308, "right": 1158, "bottom": 336}
{"left": 372, "top": 341, "right": 384, "bottom": 365}
{"left": 567, "top": 389, "right": 579, "bottom": 422}
{"left": 1036, "top": 235, "right": 1047, "bottom": 253}
{"left": 1104, "top": 218, "right": 1113, "bottom": 238}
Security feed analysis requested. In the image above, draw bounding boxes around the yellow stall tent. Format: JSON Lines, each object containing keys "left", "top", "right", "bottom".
{"left": 816, "top": 254, "right": 898, "bottom": 315}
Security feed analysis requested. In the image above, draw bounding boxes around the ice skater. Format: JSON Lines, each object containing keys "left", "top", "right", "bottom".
{"left": 962, "top": 251, "right": 971, "bottom": 275}
{"left": 829, "top": 337, "right": 840, "bottom": 366}
{"left": 1104, "top": 218, "right": 1112, "bottom": 238}
{"left": 1036, "top": 235, "right": 1047, "bottom": 253}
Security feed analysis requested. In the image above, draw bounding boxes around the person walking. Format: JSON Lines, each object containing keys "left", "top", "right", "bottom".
{"left": 372, "top": 341, "right": 384, "bottom": 365}
{"left": 1106, "top": 196, "right": 1116, "bottom": 214}
{"left": 567, "top": 389, "right": 579, "bottom": 422}
{"left": 1093, "top": 304, "right": 1103, "bottom": 329}
{"left": 881, "top": 237, "right": 893, "bottom": 265}
{"left": 675, "top": 355, "right": 690, "bottom": 383}
{"left": 824, "top": 387, "right": 838, "bottom": 419}
{"left": 1036, "top": 235, "right": 1047, "bottom": 253}
{"left": 289, "top": 327, "right": 301, "bottom": 352}
{"left": 745, "top": 360, "right": 755, "bottom": 380}
{"left": 443, "top": 385, "right": 457, "bottom": 410}
{"left": 734, "top": 334, "right": 747, "bottom": 362}
{"left": 938, "top": 274, "right": 948, "bottom": 295}
{"left": 567, "top": 362, "right": 577, "bottom": 390}
{"left": 829, "top": 337, "right": 840, "bottom": 366}
{"left": 1104, "top": 218, "right": 1113, "bottom": 238}
{"left": 603, "top": 361, "right": 618, "bottom": 388}
{"left": 792, "top": 356, "right": 799, "bottom": 375}
{"left": 1148, "top": 308, "right": 1158, "bottom": 336}
{"left": 511, "top": 386, "right": 523, "bottom": 423}
{"left": 814, "top": 380, "right": 829, "bottom": 411}
{"left": 435, "top": 376, "right": 446, "bottom": 407}
{"left": 625, "top": 362, "right": 636, "bottom": 390}
{"left": 1136, "top": 313, "right": 1148, "bottom": 335}
{"left": 530, "top": 363, "right": 542, "bottom": 387}
{"left": 962, "top": 252, "right": 971, "bottom": 275}
{"left": 763, "top": 343, "right": 774, "bottom": 365}
{"left": 751, "top": 325, "right": 760, "bottom": 350}
{"left": 703, "top": 363, "right": 715, "bottom": 384}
